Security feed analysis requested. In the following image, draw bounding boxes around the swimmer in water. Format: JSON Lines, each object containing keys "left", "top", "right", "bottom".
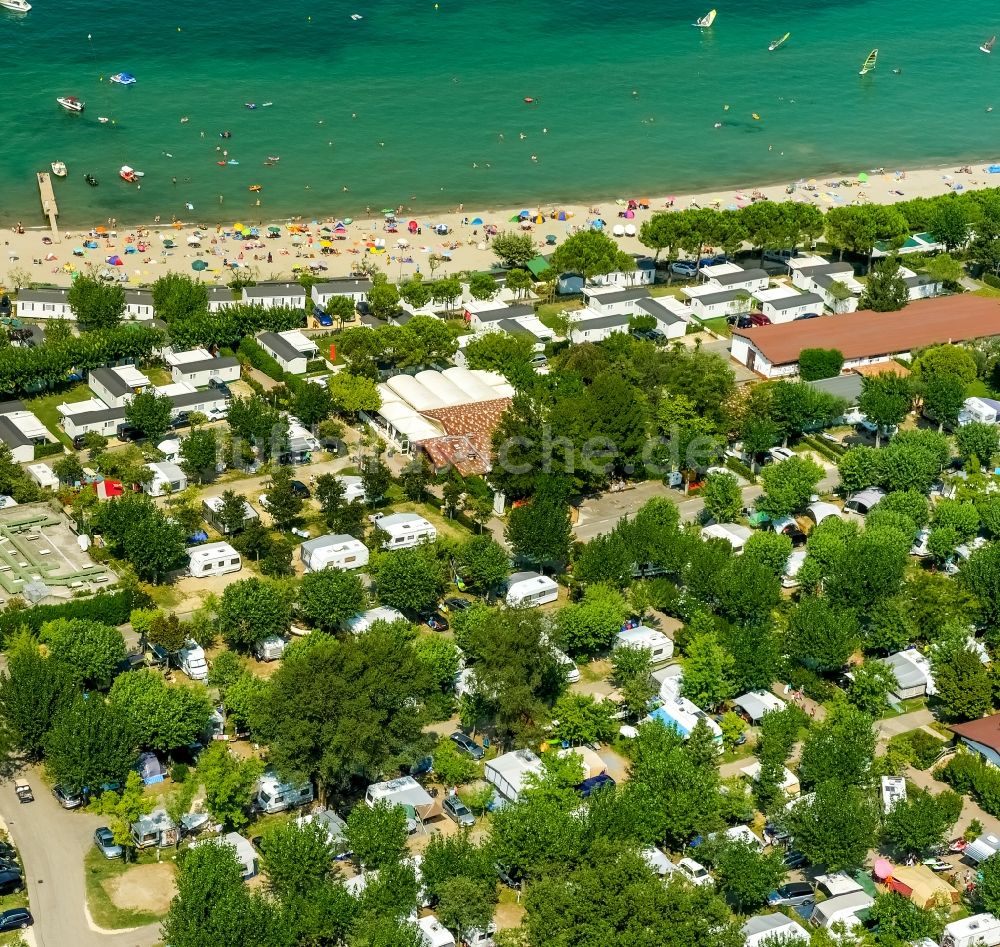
{"left": 714, "top": 122, "right": 722, "bottom": 128}
{"left": 531, "top": 154, "right": 537, "bottom": 162}
{"left": 519, "top": 132, "right": 526, "bottom": 140}
{"left": 542, "top": 128, "right": 548, "bottom": 134}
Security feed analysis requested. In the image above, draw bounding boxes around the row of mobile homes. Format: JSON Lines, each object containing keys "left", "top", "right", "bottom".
{"left": 300, "top": 534, "right": 369, "bottom": 572}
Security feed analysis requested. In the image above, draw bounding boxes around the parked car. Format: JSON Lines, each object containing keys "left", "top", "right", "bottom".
{"left": 767, "top": 446, "right": 795, "bottom": 463}
{"left": 670, "top": 260, "right": 698, "bottom": 278}
{"left": 169, "top": 411, "right": 190, "bottom": 431}
{"left": 576, "top": 774, "right": 616, "bottom": 798}
{"left": 734, "top": 313, "right": 771, "bottom": 329}
{"left": 316, "top": 311, "right": 334, "bottom": 327}
{"left": 794, "top": 312, "right": 821, "bottom": 321}
{"left": 763, "top": 823, "right": 791, "bottom": 846}
{"left": 115, "top": 423, "right": 141, "bottom": 442}
{"left": 53, "top": 784, "right": 83, "bottom": 809}
{"left": 208, "top": 377, "right": 232, "bottom": 397}
{"left": 767, "top": 882, "right": 815, "bottom": 907}
{"left": 356, "top": 300, "right": 371, "bottom": 316}
{"left": 631, "top": 327, "right": 666, "bottom": 343}
{"left": 496, "top": 864, "right": 523, "bottom": 890}
{"left": 0, "top": 295, "right": 10, "bottom": 318}
{"left": 0, "top": 871, "right": 23, "bottom": 897}
{"left": 0, "top": 842, "right": 17, "bottom": 863}
{"left": 422, "top": 611, "right": 450, "bottom": 632}
{"left": 290, "top": 480, "right": 311, "bottom": 499}
{"left": 529, "top": 353, "right": 548, "bottom": 368}
{"left": 783, "top": 849, "right": 807, "bottom": 869}
{"left": 94, "top": 827, "right": 123, "bottom": 859}
{"left": 442, "top": 795, "right": 475, "bottom": 827}
{"left": 0, "top": 908, "right": 32, "bottom": 932}
{"left": 450, "top": 731, "right": 484, "bottom": 760}
{"left": 677, "top": 857, "right": 713, "bottom": 886}
{"left": 442, "top": 597, "right": 472, "bottom": 613}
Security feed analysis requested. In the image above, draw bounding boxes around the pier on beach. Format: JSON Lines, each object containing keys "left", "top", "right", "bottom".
{"left": 35, "top": 172, "right": 59, "bottom": 237}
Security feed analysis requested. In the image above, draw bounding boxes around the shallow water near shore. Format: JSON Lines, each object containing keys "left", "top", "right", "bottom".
{"left": 1, "top": 0, "right": 998, "bottom": 227}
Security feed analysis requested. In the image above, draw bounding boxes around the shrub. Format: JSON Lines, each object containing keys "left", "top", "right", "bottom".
{"left": 984, "top": 273, "right": 1000, "bottom": 289}
{"left": 171, "top": 763, "right": 190, "bottom": 783}
{"left": 785, "top": 664, "right": 835, "bottom": 703}
{"left": 799, "top": 348, "right": 845, "bottom": 382}
{"left": 0, "top": 588, "right": 149, "bottom": 642}
{"left": 938, "top": 753, "right": 1000, "bottom": 815}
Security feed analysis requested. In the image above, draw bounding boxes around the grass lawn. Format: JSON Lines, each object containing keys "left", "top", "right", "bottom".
{"left": 648, "top": 284, "right": 687, "bottom": 299}
{"left": 391, "top": 500, "right": 471, "bottom": 542}
{"left": 143, "top": 366, "right": 173, "bottom": 386}
{"left": 974, "top": 284, "right": 1000, "bottom": 299}
{"left": 83, "top": 848, "right": 173, "bottom": 930}
{"left": 698, "top": 316, "right": 732, "bottom": 337}
{"left": 26, "top": 383, "right": 93, "bottom": 446}
{"left": 536, "top": 300, "right": 582, "bottom": 332}
{"left": 881, "top": 696, "right": 927, "bottom": 719}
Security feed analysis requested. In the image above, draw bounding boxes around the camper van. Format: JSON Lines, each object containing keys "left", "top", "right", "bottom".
{"left": 417, "top": 916, "right": 456, "bottom": 947}
{"left": 255, "top": 773, "right": 315, "bottom": 814}
{"left": 342, "top": 607, "right": 406, "bottom": 635}
{"left": 942, "top": 913, "right": 1000, "bottom": 947}
{"left": 177, "top": 640, "right": 209, "bottom": 681}
{"left": 551, "top": 646, "right": 580, "bottom": 683}
{"left": 615, "top": 626, "right": 674, "bottom": 667}
{"left": 505, "top": 572, "right": 559, "bottom": 608}
{"left": 188, "top": 541, "right": 242, "bottom": 578}
{"left": 300, "top": 534, "right": 369, "bottom": 572}
{"left": 254, "top": 635, "right": 288, "bottom": 662}
{"left": 372, "top": 512, "right": 437, "bottom": 549}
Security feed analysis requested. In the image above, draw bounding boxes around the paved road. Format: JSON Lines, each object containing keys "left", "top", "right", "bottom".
{"left": 0, "top": 769, "right": 160, "bottom": 947}
{"left": 875, "top": 707, "right": 935, "bottom": 740}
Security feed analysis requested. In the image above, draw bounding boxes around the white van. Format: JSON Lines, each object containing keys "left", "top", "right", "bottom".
{"left": 177, "top": 640, "right": 208, "bottom": 681}
{"left": 255, "top": 772, "right": 315, "bottom": 814}
{"left": 188, "top": 541, "right": 242, "bottom": 578}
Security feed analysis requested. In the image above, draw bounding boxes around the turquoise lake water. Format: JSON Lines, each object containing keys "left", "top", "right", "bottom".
{"left": 1, "top": 0, "right": 999, "bottom": 226}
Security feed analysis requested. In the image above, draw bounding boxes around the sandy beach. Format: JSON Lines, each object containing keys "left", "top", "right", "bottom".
{"left": 0, "top": 162, "right": 992, "bottom": 293}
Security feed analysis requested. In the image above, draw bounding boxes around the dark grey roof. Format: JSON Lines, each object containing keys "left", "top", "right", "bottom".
{"left": 89, "top": 367, "right": 131, "bottom": 398}
{"left": 806, "top": 373, "right": 864, "bottom": 404}
{"left": 173, "top": 355, "right": 239, "bottom": 375}
{"left": 360, "top": 315, "right": 387, "bottom": 328}
{"left": 207, "top": 287, "right": 236, "bottom": 301}
{"left": 67, "top": 406, "right": 126, "bottom": 426}
{"left": 0, "top": 416, "right": 32, "bottom": 449}
{"left": 258, "top": 331, "right": 307, "bottom": 363}
{"left": 765, "top": 292, "right": 825, "bottom": 311}
{"left": 315, "top": 278, "right": 372, "bottom": 293}
{"left": 904, "top": 275, "right": 937, "bottom": 288}
{"left": 710, "top": 268, "right": 769, "bottom": 286}
{"left": 496, "top": 318, "right": 533, "bottom": 336}
{"left": 574, "top": 313, "right": 630, "bottom": 332}
{"left": 244, "top": 283, "right": 307, "bottom": 300}
{"left": 391, "top": 310, "right": 415, "bottom": 325}
{"left": 0, "top": 400, "right": 26, "bottom": 416}
{"left": 812, "top": 272, "right": 856, "bottom": 292}
{"left": 636, "top": 297, "right": 685, "bottom": 325}
{"left": 124, "top": 290, "right": 153, "bottom": 305}
{"left": 472, "top": 303, "right": 534, "bottom": 323}
{"left": 584, "top": 286, "right": 651, "bottom": 304}
{"left": 691, "top": 289, "right": 743, "bottom": 306}
{"left": 170, "top": 390, "right": 230, "bottom": 411}
{"left": 16, "top": 288, "right": 69, "bottom": 304}
{"left": 798, "top": 262, "right": 854, "bottom": 278}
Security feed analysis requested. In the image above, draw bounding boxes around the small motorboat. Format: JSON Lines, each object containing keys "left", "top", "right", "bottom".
{"left": 266, "top": 155, "right": 280, "bottom": 161}
{"left": 350, "top": 13, "right": 362, "bottom": 20}
{"left": 119, "top": 165, "right": 138, "bottom": 183}
{"left": 109, "top": 72, "right": 136, "bottom": 85}
{"left": 216, "top": 161, "right": 226, "bottom": 166}
{"left": 84, "top": 174, "right": 98, "bottom": 187}
{"left": 57, "top": 96, "right": 85, "bottom": 113}
{"left": 0, "top": 0, "right": 32, "bottom": 12}
{"left": 51, "top": 161, "right": 67, "bottom": 177}
{"left": 227, "top": 159, "right": 239, "bottom": 165}
{"left": 524, "top": 97, "right": 535, "bottom": 104}
{"left": 262, "top": 101, "right": 273, "bottom": 106}
{"left": 98, "top": 116, "right": 110, "bottom": 123}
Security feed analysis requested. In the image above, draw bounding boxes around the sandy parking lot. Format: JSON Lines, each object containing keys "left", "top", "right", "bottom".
{"left": 103, "top": 862, "right": 176, "bottom": 915}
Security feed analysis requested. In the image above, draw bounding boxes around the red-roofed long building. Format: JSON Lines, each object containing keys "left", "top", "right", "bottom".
{"left": 730, "top": 297, "right": 1000, "bottom": 378}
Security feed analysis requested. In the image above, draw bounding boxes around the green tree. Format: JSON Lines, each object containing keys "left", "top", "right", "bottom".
{"left": 503, "top": 267, "right": 533, "bottom": 299}
{"left": 961, "top": 542, "right": 1000, "bottom": 630}
{"left": 924, "top": 251, "right": 965, "bottom": 288}
{"left": 291, "top": 382, "right": 334, "bottom": 428}
{"left": 197, "top": 741, "right": 263, "bottom": 830}
{"left": 978, "top": 853, "right": 1000, "bottom": 917}
{"left": 757, "top": 455, "right": 824, "bottom": 518}
{"left": 957, "top": 421, "right": 1000, "bottom": 468}
{"left": 327, "top": 372, "right": 381, "bottom": 417}
{"left": 124, "top": 390, "right": 173, "bottom": 443}
{"left": 798, "top": 348, "right": 845, "bottom": 381}
{"left": 178, "top": 428, "right": 219, "bottom": 484}
{"left": 551, "top": 693, "right": 616, "bottom": 745}
{"left": 214, "top": 490, "right": 252, "bottom": 535}
{"left": 611, "top": 645, "right": 657, "bottom": 719}
{"left": 151, "top": 273, "right": 209, "bottom": 323}
{"left": 848, "top": 660, "right": 896, "bottom": 716}
{"left": 492, "top": 231, "right": 536, "bottom": 269}
{"left": 359, "top": 455, "right": 392, "bottom": 503}
{"left": 436, "top": 876, "right": 494, "bottom": 943}
{"left": 550, "top": 230, "right": 623, "bottom": 282}
{"left": 345, "top": 800, "right": 409, "bottom": 870}
{"left": 258, "top": 820, "right": 335, "bottom": 899}
{"left": 681, "top": 630, "right": 735, "bottom": 710}
{"left": 399, "top": 456, "right": 431, "bottom": 502}
{"left": 456, "top": 535, "right": 509, "bottom": 594}
{"left": 298, "top": 569, "right": 366, "bottom": 632}
{"left": 258, "top": 630, "right": 429, "bottom": 793}
{"left": 913, "top": 343, "right": 978, "bottom": 387}
{"left": 858, "top": 371, "right": 912, "bottom": 445}
{"left": 68, "top": 276, "right": 125, "bottom": 330}
{"left": 785, "top": 780, "right": 879, "bottom": 870}
{"left": 263, "top": 466, "right": 304, "bottom": 530}
{"left": 53, "top": 453, "right": 85, "bottom": 486}
{"left": 398, "top": 274, "right": 432, "bottom": 309}
{"left": 703, "top": 838, "right": 787, "bottom": 912}
{"left": 701, "top": 472, "right": 743, "bottom": 523}
{"left": 506, "top": 476, "right": 573, "bottom": 567}
{"left": 859, "top": 256, "right": 909, "bottom": 311}
{"left": 216, "top": 578, "right": 291, "bottom": 651}
{"left": 933, "top": 498, "right": 980, "bottom": 540}
{"left": 367, "top": 278, "right": 401, "bottom": 321}
{"left": 798, "top": 699, "right": 876, "bottom": 789}
{"left": 932, "top": 643, "right": 993, "bottom": 721}
{"left": 108, "top": 669, "right": 213, "bottom": 753}
{"left": 882, "top": 786, "right": 963, "bottom": 856}
{"left": 464, "top": 332, "right": 534, "bottom": 385}
{"left": 923, "top": 373, "right": 968, "bottom": 431}
{"left": 88, "top": 771, "right": 154, "bottom": 861}
{"left": 554, "top": 584, "right": 628, "bottom": 656}
{"left": 45, "top": 694, "right": 137, "bottom": 795}
{"left": 39, "top": 618, "right": 125, "bottom": 690}
{"left": 430, "top": 277, "right": 463, "bottom": 312}
{"left": 639, "top": 212, "right": 690, "bottom": 269}
{"left": 742, "top": 531, "right": 793, "bottom": 577}
{"left": 370, "top": 546, "right": 445, "bottom": 614}
{"left": 431, "top": 736, "right": 478, "bottom": 786}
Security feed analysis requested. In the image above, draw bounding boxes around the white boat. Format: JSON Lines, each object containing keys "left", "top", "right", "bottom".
{"left": 982, "top": 35, "right": 996, "bottom": 54}
{"left": 50, "top": 161, "right": 67, "bottom": 177}
{"left": 350, "top": 13, "right": 362, "bottom": 19}
{"left": 98, "top": 116, "right": 110, "bottom": 123}
{"left": 0, "top": 0, "right": 32, "bottom": 12}
{"left": 120, "top": 165, "right": 138, "bottom": 183}
{"left": 693, "top": 8, "right": 716, "bottom": 27}
{"left": 56, "top": 96, "right": 85, "bottom": 113}
{"left": 109, "top": 72, "right": 136, "bottom": 85}
{"left": 769, "top": 32, "right": 790, "bottom": 51}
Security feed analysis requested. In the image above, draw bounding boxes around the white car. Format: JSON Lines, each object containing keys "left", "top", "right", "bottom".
{"left": 910, "top": 528, "right": 931, "bottom": 558}
{"left": 670, "top": 260, "right": 698, "bottom": 277}
{"left": 258, "top": 494, "right": 271, "bottom": 510}
{"left": 767, "top": 447, "right": 795, "bottom": 463}
{"left": 677, "top": 857, "right": 714, "bottom": 887}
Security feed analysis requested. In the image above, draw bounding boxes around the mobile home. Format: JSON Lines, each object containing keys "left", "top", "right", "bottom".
{"left": 177, "top": 640, "right": 209, "bottom": 681}
{"left": 202, "top": 495, "right": 259, "bottom": 535}
{"left": 942, "top": 913, "right": 1000, "bottom": 947}
{"left": 343, "top": 607, "right": 406, "bottom": 635}
{"left": 255, "top": 772, "right": 315, "bottom": 814}
{"left": 192, "top": 832, "right": 259, "bottom": 880}
{"left": 505, "top": 571, "right": 559, "bottom": 608}
{"left": 373, "top": 512, "right": 437, "bottom": 549}
{"left": 485, "top": 749, "right": 544, "bottom": 803}
{"left": 143, "top": 461, "right": 188, "bottom": 497}
{"left": 131, "top": 809, "right": 178, "bottom": 849}
{"left": 810, "top": 891, "right": 874, "bottom": 931}
{"left": 188, "top": 541, "right": 242, "bottom": 578}
{"left": 614, "top": 625, "right": 674, "bottom": 667}
{"left": 300, "top": 533, "right": 370, "bottom": 572}
{"left": 417, "top": 915, "right": 456, "bottom": 947}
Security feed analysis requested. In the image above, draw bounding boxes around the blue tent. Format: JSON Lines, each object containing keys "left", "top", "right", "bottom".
{"left": 590, "top": 219, "right": 605, "bottom": 231}
{"left": 470, "top": 217, "right": 483, "bottom": 225}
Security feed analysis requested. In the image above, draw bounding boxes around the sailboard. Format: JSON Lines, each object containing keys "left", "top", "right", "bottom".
{"left": 859, "top": 48, "right": 878, "bottom": 75}
{"left": 982, "top": 35, "right": 996, "bottom": 54}
{"left": 693, "top": 8, "right": 716, "bottom": 27}
{"left": 768, "top": 32, "right": 790, "bottom": 51}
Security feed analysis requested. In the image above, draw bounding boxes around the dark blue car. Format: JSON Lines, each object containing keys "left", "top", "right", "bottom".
{"left": 576, "top": 774, "right": 616, "bottom": 798}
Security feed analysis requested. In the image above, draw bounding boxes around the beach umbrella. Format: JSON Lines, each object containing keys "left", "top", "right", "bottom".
{"left": 73, "top": 247, "right": 84, "bottom": 256}
{"left": 95, "top": 226, "right": 107, "bottom": 234}
{"left": 292, "top": 235, "right": 303, "bottom": 245}
{"left": 624, "top": 209, "right": 635, "bottom": 219}
{"left": 857, "top": 172, "right": 869, "bottom": 183}
{"left": 162, "top": 239, "right": 175, "bottom": 249}
{"left": 381, "top": 208, "right": 394, "bottom": 215}
{"left": 320, "top": 240, "right": 332, "bottom": 249}
{"left": 612, "top": 224, "right": 625, "bottom": 237}
{"left": 873, "top": 858, "right": 892, "bottom": 880}
{"left": 267, "top": 225, "right": 281, "bottom": 234}
{"left": 470, "top": 217, "right": 483, "bottom": 225}
{"left": 343, "top": 218, "right": 353, "bottom": 224}
{"left": 624, "top": 225, "right": 636, "bottom": 237}
{"left": 520, "top": 220, "right": 532, "bottom": 230}
{"left": 533, "top": 214, "right": 544, "bottom": 224}
{"left": 84, "top": 240, "right": 98, "bottom": 249}
{"left": 591, "top": 219, "right": 604, "bottom": 231}
{"left": 233, "top": 221, "right": 246, "bottom": 231}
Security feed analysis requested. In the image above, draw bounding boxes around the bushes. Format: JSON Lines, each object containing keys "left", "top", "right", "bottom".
{"left": 33, "top": 441, "right": 66, "bottom": 460}
{"left": 938, "top": 753, "right": 1000, "bottom": 815}
{"left": 724, "top": 457, "right": 757, "bottom": 484}
{"left": 984, "top": 273, "right": 1000, "bottom": 289}
{"left": 889, "top": 729, "right": 948, "bottom": 771}
{"left": 799, "top": 348, "right": 845, "bottom": 382}
{"left": 237, "top": 337, "right": 288, "bottom": 384}
{"left": 0, "top": 587, "right": 150, "bottom": 642}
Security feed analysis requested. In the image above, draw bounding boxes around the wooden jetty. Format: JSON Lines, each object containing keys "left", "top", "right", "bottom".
{"left": 35, "top": 172, "right": 59, "bottom": 237}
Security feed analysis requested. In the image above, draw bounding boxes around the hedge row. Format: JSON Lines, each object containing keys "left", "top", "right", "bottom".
{"left": 0, "top": 586, "right": 151, "bottom": 640}
{"left": 724, "top": 457, "right": 757, "bottom": 484}
{"left": 937, "top": 752, "right": 1000, "bottom": 815}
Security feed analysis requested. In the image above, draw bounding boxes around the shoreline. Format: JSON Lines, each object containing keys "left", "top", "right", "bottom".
{"left": 2, "top": 158, "right": 994, "bottom": 291}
